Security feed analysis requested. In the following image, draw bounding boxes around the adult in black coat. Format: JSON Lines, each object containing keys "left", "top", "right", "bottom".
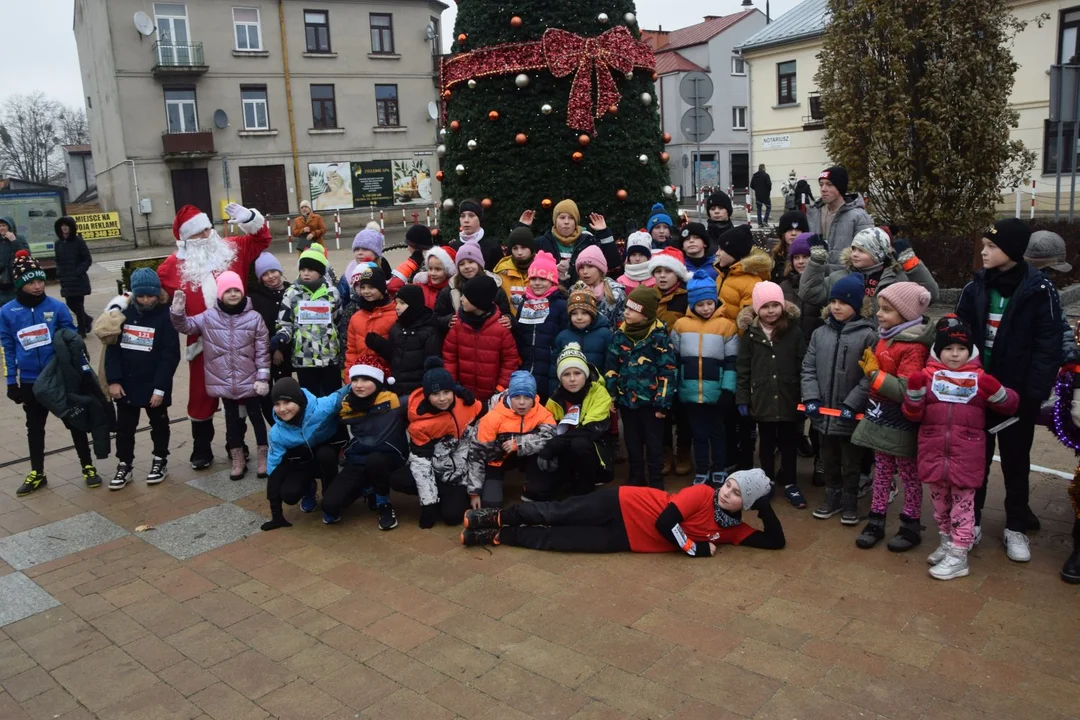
{"left": 54, "top": 217, "right": 93, "bottom": 335}
{"left": 749, "top": 165, "right": 773, "bottom": 226}
{"left": 367, "top": 285, "right": 443, "bottom": 395}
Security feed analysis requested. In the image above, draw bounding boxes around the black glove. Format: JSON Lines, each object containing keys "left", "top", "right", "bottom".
{"left": 7, "top": 384, "right": 22, "bottom": 405}
{"left": 891, "top": 238, "right": 912, "bottom": 259}
{"left": 418, "top": 505, "right": 439, "bottom": 529}
{"left": 808, "top": 233, "right": 827, "bottom": 250}
{"left": 538, "top": 437, "right": 566, "bottom": 460}
{"left": 751, "top": 495, "right": 772, "bottom": 512}
{"left": 456, "top": 385, "right": 475, "bottom": 406}
{"left": 410, "top": 249, "right": 425, "bottom": 267}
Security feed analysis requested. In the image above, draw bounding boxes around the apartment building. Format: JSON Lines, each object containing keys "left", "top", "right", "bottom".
{"left": 74, "top": 0, "right": 446, "bottom": 246}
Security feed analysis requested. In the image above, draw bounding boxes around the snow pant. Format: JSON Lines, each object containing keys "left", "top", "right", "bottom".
{"left": 871, "top": 451, "right": 920, "bottom": 518}
{"left": 65, "top": 295, "right": 93, "bottom": 335}
{"left": 482, "top": 456, "right": 547, "bottom": 507}
{"left": 525, "top": 437, "right": 601, "bottom": 501}
{"left": 685, "top": 402, "right": 725, "bottom": 475}
{"left": 222, "top": 397, "right": 267, "bottom": 450}
{"left": 976, "top": 413, "right": 1035, "bottom": 533}
{"left": 820, "top": 434, "right": 861, "bottom": 499}
{"left": 20, "top": 382, "right": 92, "bottom": 472}
{"left": 621, "top": 407, "right": 664, "bottom": 488}
{"left": 266, "top": 443, "right": 339, "bottom": 508}
{"left": 757, "top": 420, "right": 798, "bottom": 488}
{"left": 295, "top": 364, "right": 342, "bottom": 397}
{"left": 497, "top": 487, "right": 632, "bottom": 553}
{"left": 322, "top": 452, "right": 402, "bottom": 517}
{"left": 427, "top": 482, "right": 471, "bottom": 526}
{"left": 114, "top": 403, "right": 170, "bottom": 465}
{"left": 930, "top": 483, "right": 977, "bottom": 549}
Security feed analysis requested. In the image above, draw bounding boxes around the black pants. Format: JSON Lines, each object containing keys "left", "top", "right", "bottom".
{"left": 498, "top": 487, "right": 632, "bottom": 553}
{"left": 322, "top": 452, "right": 400, "bottom": 517}
{"left": 266, "top": 443, "right": 339, "bottom": 507}
{"left": 978, "top": 413, "right": 1036, "bottom": 532}
{"left": 223, "top": 397, "right": 267, "bottom": 449}
{"left": 526, "top": 436, "right": 600, "bottom": 501}
{"left": 295, "top": 365, "right": 341, "bottom": 397}
{"left": 114, "top": 403, "right": 170, "bottom": 464}
{"left": 482, "top": 456, "right": 547, "bottom": 507}
{"left": 21, "top": 382, "right": 91, "bottom": 472}
{"left": 758, "top": 420, "right": 799, "bottom": 488}
{"left": 685, "top": 403, "right": 725, "bottom": 475}
{"left": 820, "top": 434, "right": 861, "bottom": 496}
{"left": 620, "top": 407, "right": 664, "bottom": 488}
{"left": 726, "top": 407, "right": 755, "bottom": 470}
{"left": 65, "top": 295, "right": 92, "bottom": 334}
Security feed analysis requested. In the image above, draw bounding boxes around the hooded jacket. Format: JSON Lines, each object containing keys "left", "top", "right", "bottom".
{"left": 550, "top": 312, "right": 612, "bottom": 387}
{"left": 104, "top": 295, "right": 180, "bottom": 407}
{"left": 806, "top": 194, "right": 874, "bottom": 264}
{"left": 53, "top": 218, "right": 93, "bottom": 298}
{"left": 800, "top": 299, "right": 878, "bottom": 436}
{"left": 605, "top": 320, "right": 678, "bottom": 410}
{"left": 544, "top": 370, "right": 614, "bottom": 471}
{"left": 714, "top": 248, "right": 774, "bottom": 326}
{"left": 798, "top": 247, "right": 940, "bottom": 315}
{"left": 32, "top": 328, "right": 113, "bottom": 459}
{"left": 442, "top": 307, "right": 520, "bottom": 403}
{"left": 0, "top": 294, "right": 76, "bottom": 384}
{"left": 407, "top": 388, "right": 483, "bottom": 506}
{"left": 344, "top": 297, "right": 396, "bottom": 374}
{"left": 671, "top": 308, "right": 739, "bottom": 404}
{"left": 340, "top": 389, "right": 408, "bottom": 466}
{"left": 267, "top": 386, "right": 349, "bottom": 475}
{"left": 368, "top": 306, "right": 443, "bottom": 395}
{"left": 172, "top": 298, "right": 270, "bottom": 400}
{"left": 275, "top": 279, "right": 342, "bottom": 368}
{"left": 434, "top": 270, "right": 514, "bottom": 333}
{"left": 0, "top": 217, "right": 29, "bottom": 303}
{"left": 466, "top": 393, "right": 556, "bottom": 489}
{"left": 736, "top": 303, "right": 805, "bottom": 421}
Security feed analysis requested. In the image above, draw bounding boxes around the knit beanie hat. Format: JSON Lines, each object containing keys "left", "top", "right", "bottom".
{"left": 933, "top": 314, "right": 974, "bottom": 357}
{"left": 271, "top": 377, "right": 307, "bottom": 413}
{"left": 507, "top": 370, "right": 537, "bottom": 399}
{"left": 455, "top": 242, "right": 486, "bottom": 270}
{"left": 357, "top": 265, "right": 387, "bottom": 295}
{"left": 819, "top": 166, "right": 849, "bottom": 195}
{"left": 646, "top": 203, "right": 673, "bottom": 232}
{"left": 396, "top": 283, "right": 424, "bottom": 310}
{"left": 528, "top": 250, "right": 558, "bottom": 283}
{"left": 829, "top": 272, "right": 865, "bottom": 311}
{"left": 687, "top": 268, "right": 718, "bottom": 307}
{"left": 507, "top": 226, "right": 537, "bottom": 253}
{"left": 406, "top": 224, "right": 434, "bottom": 250}
{"left": 624, "top": 231, "right": 653, "bottom": 260}
{"left": 788, "top": 232, "right": 813, "bottom": 258}
{"left": 349, "top": 261, "right": 375, "bottom": 287}
{"left": 421, "top": 357, "right": 456, "bottom": 398}
{"left": 877, "top": 282, "right": 931, "bottom": 322}
{"left": 130, "top": 267, "right": 162, "bottom": 297}
{"left": 729, "top": 468, "right": 772, "bottom": 511}
{"left": 626, "top": 284, "right": 660, "bottom": 321}
{"left": 647, "top": 247, "right": 690, "bottom": 282}
{"left": 575, "top": 245, "right": 608, "bottom": 276}
{"left": 215, "top": 270, "right": 244, "bottom": 301}
{"left": 350, "top": 352, "right": 394, "bottom": 386}
{"left": 462, "top": 274, "right": 499, "bottom": 312}
{"left": 751, "top": 281, "right": 785, "bottom": 314}
{"left": 552, "top": 199, "right": 580, "bottom": 224}
{"left": 12, "top": 251, "right": 45, "bottom": 289}
{"left": 352, "top": 228, "right": 384, "bottom": 257}
{"left": 679, "top": 223, "right": 709, "bottom": 250}
{"left": 707, "top": 191, "right": 733, "bottom": 216}
{"left": 423, "top": 246, "right": 457, "bottom": 278}
{"left": 557, "top": 342, "right": 589, "bottom": 379}
{"left": 459, "top": 199, "right": 484, "bottom": 219}
{"left": 254, "top": 252, "right": 283, "bottom": 279}
{"left": 984, "top": 218, "right": 1032, "bottom": 263}
{"left": 567, "top": 281, "right": 598, "bottom": 317}
{"left": 777, "top": 210, "right": 809, "bottom": 235}
{"left": 851, "top": 227, "right": 892, "bottom": 265}
{"left": 298, "top": 245, "right": 328, "bottom": 274}
{"left": 717, "top": 225, "right": 753, "bottom": 261}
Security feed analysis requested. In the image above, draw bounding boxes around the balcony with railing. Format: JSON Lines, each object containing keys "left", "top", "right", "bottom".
{"left": 152, "top": 41, "right": 209, "bottom": 77}
{"left": 803, "top": 91, "right": 825, "bottom": 130}
{"left": 162, "top": 129, "right": 215, "bottom": 159}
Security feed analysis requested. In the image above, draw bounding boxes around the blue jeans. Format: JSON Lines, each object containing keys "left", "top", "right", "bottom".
{"left": 756, "top": 200, "right": 771, "bottom": 225}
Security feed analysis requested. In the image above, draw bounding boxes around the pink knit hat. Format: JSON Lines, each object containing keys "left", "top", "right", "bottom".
{"left": 877, "top": 282, "right": 931, "bottom": 322}
{"left": 751, "top": 281, "right": 785, "bottom": 314}
{"left": 216, "top": 271, "right": 244, "bottom": 301}
{"left": 528, "top": 250, "right": 559, "bottom": 283}
{"left": 455, "top": 241, "right": 485, "bottom": 270}
{"left": 575, "top": 245, "right": 608, "bottom": 275}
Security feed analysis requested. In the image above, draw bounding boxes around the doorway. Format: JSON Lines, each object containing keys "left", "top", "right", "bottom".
{"left": 171, "top": 168, "right": 212, "bottom": 217}
{"left": 239, "top": 165, "right": 289, "bottom": 216}
{"left": 730, "top": 152, "right": 749, "bottom": 192}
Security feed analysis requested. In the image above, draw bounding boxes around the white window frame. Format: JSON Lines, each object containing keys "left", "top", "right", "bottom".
{"left": 153, "top": 3, "right": 190, "bottom": 66}
{"left": 732, "top": 106, "right": 747, "bottom": 130}
{"left": 233, "top": 7, "right": 262, "bottom": 51}
{"left": 164, "top": 88, "right": 198, "bottom": 133}
{"left": 731, "top": 56, "right": 746, "bottom": 76}
{"left": 241, "top": 86, "right": 269, "bottom": 130}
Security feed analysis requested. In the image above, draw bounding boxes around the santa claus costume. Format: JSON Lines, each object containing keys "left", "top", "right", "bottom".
{"left": 158, "top": 203, "right": 272, "bottom": 468}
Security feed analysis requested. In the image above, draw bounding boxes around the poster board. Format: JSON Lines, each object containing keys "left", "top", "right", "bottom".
{"left": 71, "top": 211, "right": 122, "bottom": 240}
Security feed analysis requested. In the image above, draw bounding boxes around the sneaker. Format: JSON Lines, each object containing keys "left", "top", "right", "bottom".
{"left": 710, "top": 471, "right": 728, "bottom": 488}
{"left": 322, "top": 512, "right": 340, "bottom": 525}
{"left": 377, "top": 503, "right": 398, "bottom": 531}
{"left": 299, "top": 482, "right": 318, "bottom": 513}
{"left": 519, "top": 494, "right": 535, "bottom": 503}
{"left": 146, "top": 457, "right": 167, "bottom": 485}
{"left": 461, "top": 528, "right": 499, "bottom": 546}
{"left": 813, "top": 491, "right": 842, "bottom": 519}
{"left": 17, "top": 470, "right": 47, "bottom": 496}
{"left": 464, "top": 507, "right": 500, "bottom": 529}
{"left": 82, "top": 465, "right": 101, "bottom": 489}
{"left": 841, "top": 508, "right": 860, "bottom": 526}
{"left": 1003, "top": 529, "right": 1031, "bottom": 562}
{"left": 190, "top": 456, "right": 212, "bottom": 471}
{"left": 783, "top": 485, "right": 808, "bottom": 510}
{"left": 857, "top": 473, "right": 873, "bottom": 499}
{"left": 692, "top": 474, "right": 709, "bottom": 485}
{"left": 973, "top": 525, "right": 982, "bottom": 546}
{"left": 927, "top": 534, "right": 951, "bottom": 565}
{"left": 109, "top": 464, "right": 132, "bottom": 491}
{"left": 929, "top": 545, "right": 970, "bottom": 580}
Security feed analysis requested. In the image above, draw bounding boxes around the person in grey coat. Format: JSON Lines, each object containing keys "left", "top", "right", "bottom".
{"left": 54, "top": 217, "right": 94, "bottom": 335}
{"left": 806, "top": 167, "right": 874, "bottom": 264}
{"left": 801, "top": 273, "right": 877, "bottom": 525}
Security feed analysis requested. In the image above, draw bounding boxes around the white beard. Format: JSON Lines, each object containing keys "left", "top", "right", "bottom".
{"left": 179, "top": 231, "right": 237, "bottom": 307}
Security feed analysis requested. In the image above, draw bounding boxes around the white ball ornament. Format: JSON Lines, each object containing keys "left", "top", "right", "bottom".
{"left": 438, "top": 128, "right": 447, "bottom": 140}
{"left": 436, "top": 144, "right": 447, "bottom": 157}
{"left": 598, "top": 13, "right": 609, "bottom": 24}
{"left": 541, "top": 103, "right": 553, "bottom": 115}
{"left": 467, "top": 79, "right": 477, "bottom": 89}
{"left": 638, "top": 154, "right": 649, "bottom": 165}
{"left": 515, "top": 73, "right": 530, "bottom": 88}
{"left": 624, "top": 71, "right": 634, "bottom": 81}
{"left": 662, "top": 185, "right": 675, "bottom": 198}
{"left": 467, "top": 139, "right": 478, "bottom": 151}
{"left": 641, "top": 93, "right": 653, "bottom": 106}
{"left": 442, "top": 198, "right": 455, "bottom": 211}
{"left": 624, "top": 12, "right": 637, "bottom": 24}
{"left": 455, "top": 164, "right": 466, "bottom": 175}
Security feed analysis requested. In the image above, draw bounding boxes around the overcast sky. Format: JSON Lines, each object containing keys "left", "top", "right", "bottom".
{"left": 0, "top": 0, "right": 802, "bottom": 108}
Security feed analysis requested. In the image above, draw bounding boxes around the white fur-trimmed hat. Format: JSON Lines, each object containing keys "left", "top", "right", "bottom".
{"left": 423, "top": 246, "right": 458, "bottom": 278}
{"left": 173, "top": 204, "right": 213, "bottom": 243}
{"left": 646, "top": 247, "right": 690, "bottom": 282}
{"left": 349, "top": 355, "right": 394, "bottom": 386}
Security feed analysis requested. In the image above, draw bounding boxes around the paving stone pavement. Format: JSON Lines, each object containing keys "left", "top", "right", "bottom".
{"left": 0, "top": 253, "right": 1078, "bottom": 718}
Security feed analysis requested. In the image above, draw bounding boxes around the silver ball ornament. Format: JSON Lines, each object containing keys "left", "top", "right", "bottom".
{"left": 455, "top": 164, "right": 466, "bottom": 176}
{"left": 436, "top": 144, "right": 447, "bottom": 158}
{"left": 515, "top": 73, "right": 530, "bottom": 88}
{"left": 662, "top": 185, "right": 675, "bottom": 198}
{"left": 541, "top": 103, "right": 553, "bottom": 115}
{"left": 597, "top": 12, "right": 609, "bottom": 23}
{"left": 624, "top": 71, "right": 634, "bottom": 81}
{"left": 467, "top": 79, "right": 477, "bottom": 89}
{"left": 638, "top": 154, "right": 649, "bottom": 165}
{"left": 442, "top": 198, "right": 455, "bottom": 211}
{"left": 467, "top": 139, "right": 478, "bottom": 151}
{"left": 624, "top": 12, "right": 636, "bottom": 24}
{"left": 640, "top": 92, "right": 653, "bottom": 106}
{"left": 438, "top": 128, "right": 447, "bottom": 140}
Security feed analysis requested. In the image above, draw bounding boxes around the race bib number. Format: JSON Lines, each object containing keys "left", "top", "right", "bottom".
{"left": 120, "top": 325, "right": 155, "bottom": 352}
{"left": 931, "top": 370, "right": 979, "bottom": 404}
{"left": 518, "top": 297, "right": 550, "bottom": 325}
{"left": 297, "top": 300, "right": 332, "bottom": 325}
{"left": 556, "top": 404, "right": 581, "bottom": 435}
{"left": 17, "top": 323, "right": 50, "bottom": 351}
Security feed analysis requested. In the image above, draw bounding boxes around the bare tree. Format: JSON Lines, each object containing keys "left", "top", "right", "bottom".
{"left": 56, "top": 107, "right": 89, "bottom": 146}
{"left": 0, "top": 92, "right": 88, "bottom": 186}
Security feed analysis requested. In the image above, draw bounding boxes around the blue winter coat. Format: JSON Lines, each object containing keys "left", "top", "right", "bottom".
{"left": 267, "top": 386, "right": 348, "bottom": 475}
{"left": 104, "top": 300, "right": 181, "bottom": 407}
{"left": 0, "top": 295, "right": 76, "bottom": 385}
{"left": 549, "top": 313, "right": 612, "bottom": 392}
{"left": 340, "top": 390, "right": 408, "bottom": 467}
{"left": 517, "top": 290, "right": 568, "bottom": 398}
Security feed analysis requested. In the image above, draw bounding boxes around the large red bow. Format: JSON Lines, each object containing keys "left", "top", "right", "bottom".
{"left": 543, "top": 27, "right": 637, "bottom": 135}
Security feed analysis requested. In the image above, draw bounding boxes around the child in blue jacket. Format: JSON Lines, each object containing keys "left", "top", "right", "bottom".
{"left": 0, "top": 251, "right": 97, "bottom": 494}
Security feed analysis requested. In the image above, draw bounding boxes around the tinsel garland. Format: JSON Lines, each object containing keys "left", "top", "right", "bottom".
{"left": 1051, "top": 369, "right": 1080, "bottom": 451}
{"left": 440, "top": 26, "right": 656, "bottom": 135}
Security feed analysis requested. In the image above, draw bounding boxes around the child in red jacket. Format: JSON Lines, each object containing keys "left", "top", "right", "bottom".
{"left": 904, "top": 316, "right": 1018, "bottom": 580}
{"left": 443, "top": 275, "right": 520, "bottom": 403}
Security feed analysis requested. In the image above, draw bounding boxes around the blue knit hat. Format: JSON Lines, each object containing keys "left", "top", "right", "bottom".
{"left": 687, "top": 269, "right": 717, "bottom": 308}
{"left": 829, "top": 272, "right": 865, "bottom": 312}
{"left": 507, "top": 371, "right": 537, "bottom": 399}
{"left": 646, "top": 203, "right": 673, "bottom": 232}
{"left": 131, "top": 267, "right": 161, "bottom": 297}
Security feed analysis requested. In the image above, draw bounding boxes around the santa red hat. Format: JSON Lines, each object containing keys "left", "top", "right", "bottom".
{"left": 423, "top": 245, "right": 458, "bottom": 278}
{"left": 349, "top": 353, "right": 394, "bottom": 386}
{"left": 647, "top": 247, "right": 690, "bottom": 283}
{"left": 173, "top": 204, "right": 213, "bottom": 243}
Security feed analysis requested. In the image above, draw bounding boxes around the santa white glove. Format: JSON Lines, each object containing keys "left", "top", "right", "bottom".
{"left": 224, "top": 203, "right": 255, "bottom": 225}
{"left": 171, "top": 291, "right": 186, "bottom": 313}
{"left": 254, "top": 380, "right": 270, "bottom": 397}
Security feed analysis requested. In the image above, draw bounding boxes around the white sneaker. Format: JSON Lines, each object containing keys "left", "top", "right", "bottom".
{"left": 927, "top": 533, "right": 951, "bottom": 565}
{"left": 1003, "top": 529, "right": 1031, "bottom": 562}
{"left": 888, "top": 477, "right": 898, "bottom": 505}
{"left": 929, "top": 546, "right": 970, "bottom": 580}
{"left": 973, "top": 525, "right": 982, "bottom": 546}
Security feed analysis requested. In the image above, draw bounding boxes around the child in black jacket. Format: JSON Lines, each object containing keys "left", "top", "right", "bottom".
{"left": 251, "top": 252, "right": 291, "bottom": 424}
{"left": 366, "top": 284, "right": 443, "bottom": 396}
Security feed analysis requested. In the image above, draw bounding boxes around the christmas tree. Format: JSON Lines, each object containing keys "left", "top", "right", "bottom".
{"left": 436, "top": 1, "right": 675, "bottom": 242}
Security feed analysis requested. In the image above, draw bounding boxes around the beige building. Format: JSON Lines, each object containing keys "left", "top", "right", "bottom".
{"left": 74, "top": 0, "right": 446, "bottom": 246}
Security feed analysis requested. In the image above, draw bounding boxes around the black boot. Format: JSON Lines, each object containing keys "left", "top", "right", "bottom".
{"left": 1062, "top": 518, "right": 1080, "bottom": 584}
{"left": 189, "top": 419, "right": 215, "bottom": 470}
{"left": 887, "top": 514, "right": 923, "bottom": 552}
{"left": 856, "top": 514, "right": 886, "bottom": 549}
{"left": 261, "top": 500, "right": 292, "bottom": 532}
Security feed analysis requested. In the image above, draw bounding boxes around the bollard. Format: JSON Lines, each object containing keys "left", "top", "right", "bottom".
{"left": 334, "top": 210, "right": 341, "bottom": 250}
{"left": 286, "top": 216, "right": 292, "bottom": 254}
{"left": 379, "top": 209, "right": 385, "bottom": 230}
{"left": 426, "top": 208, "right": 431, "bottom": 227}
{"left": 1031, "top": 180, "right": 1036, "bottom": 220}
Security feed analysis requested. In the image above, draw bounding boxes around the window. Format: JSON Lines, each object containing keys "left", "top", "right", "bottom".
{"left": 310, "top": 84, "right": 336, "bottom": 128}
{"left": 241, "top": 86, "right": 268, "bottom": 130}
{"left": 1044, "top": 120, "right": 1080, "bottom": 173}
{"left": 777, "top": 60, "right": 797, "bottom": 105}
{"left": 233, "top": 7, "right": 262, "bottom": 50}
{"left": 304, "top": 10, "right": 331, "bottom": 53}
{"left": 375, "top": 85, "right": 399, "bottom": 127}
{"left": 732, "top": 106, "right": 747, "bottom": 130}
{"left": 731, "top": 56, "right": 746, "bottom": 75}
{"left": 164, "top": 88, "right": 198, "bottom": 133}
{"left": 370, "top": 13, "right": 394, "bottom": 54}
{"left": 154, "top": 3, "right": 190, "bottom": 65}
{"left": 1059, "top": 9, "right": 1080, "bottom": 64}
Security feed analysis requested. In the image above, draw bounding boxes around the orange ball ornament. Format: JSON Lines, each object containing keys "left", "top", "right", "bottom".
{"left": 431, "top": 228, "right": 440, "bottom": 238}
{"left": 659, "top": 152, "right": 670, "bottom": 164}
{"left": 616, "top": 189, "right": 628, "bottom": 201}
{"left": 541, "top": 198, "right": 553, "bottom": 210}
{"left": 608, "top": 104, "right": 618, "bottom": 115}
{"left": 435, "top": 171, "right": 444, "bottom": 181}
{"left": 510, "top": 16, "right": 523, "bottom": 28}
{"left": 488, "top": 110, "right": 500, "bottom": 121}
{"left": 572, "top": 151, "right": 584, "bottom": 162}
{"left": 481, "top": 198, "right": 493, "bottom": 210}
{"left": 578, "top": 134, "right": 591, "bottom": 147}
{"left": 450, "top": 120, "right": 460, "bottom": 132}
{"left": 442, "top": 90, "right": 452, "bottom": 99}
{"left": 515, "top": 133, "right": 528, "bottom": 145}
{"left": 457, "top": 33, "right": 467, "bottom": 44}
{"left": 662, "top": 132, "right": 672, "bottom": 143}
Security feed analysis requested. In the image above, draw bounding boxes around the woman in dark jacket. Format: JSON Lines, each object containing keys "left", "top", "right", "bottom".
{"left": 367, "top": 285, "right": 443, "bottom": 395}
{"left": 54, "top": 217, "right": 93, "bottom": 335}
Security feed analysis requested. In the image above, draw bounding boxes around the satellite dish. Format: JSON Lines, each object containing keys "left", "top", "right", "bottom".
{"left": 425, "top": 22, "right": 437, "bottom": 41}
{"left": 133, "top": 11, "right": 155, "bottom": 36}
{"left": 427, "top": 102, "right": 439, "bottom": 121}
{"left": 213, "top": 109, "right": 229, "bottom": 129}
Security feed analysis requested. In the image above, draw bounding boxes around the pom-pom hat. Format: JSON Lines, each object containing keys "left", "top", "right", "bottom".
{"left": 350, "top": 353, "right": 394, "bottom": 386}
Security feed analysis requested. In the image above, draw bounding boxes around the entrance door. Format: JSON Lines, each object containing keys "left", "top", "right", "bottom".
{"left": 171, "top": 168, "right": 212, "bottom": 216}
{"left": 239, "top": 165, "right": 289, "bottom": 216}
{"left": 731, "top": 152, "right": 749, "bottom": 192}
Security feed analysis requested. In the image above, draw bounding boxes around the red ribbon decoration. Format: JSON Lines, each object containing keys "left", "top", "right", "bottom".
{"left": 440, "top": 26, "right": 656, "bottom": 135}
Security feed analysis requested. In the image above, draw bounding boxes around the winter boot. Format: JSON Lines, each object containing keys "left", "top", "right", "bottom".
{"left": 813, "top": 488, "right": 842, "bottom": 519}
{"left": 929, "top": 542, "right": 970, "bottom": 580}
{"left": 674, "top": 446, "right": 693, "bottom": 476}
{"left": 693, "top": 474, "right": 709, "bottom": 486}
{"left": 189, "top": 419, "right": 215, "bottom": 470}
{"left": 840, "top": 492, "right": 860, "bottom": 525}
{"left": 855, "top": 514, "right": 886, "bottom": 549}
{"left": 887, "top": 515, "right": 922, "bottom": 552}
{"left": 229, "top": 447, "right": 247, "bottom": 481}
{"left": 461, "top": 528, "right": 500, "bottom": 546}
{"left": 256, "top": 446, "right": 269, "bottom": 479}
{"left": 260, "top": 500, "right": 292, "bottom": 531}
{"left": 1061, "top": 519, "right": 1080, "bottom": 584}
{"left": 927, "top": 533, "right": 951, "bottom": 565}
{"left": 661, "top": 448, "right": 674, "bottom": 475}
{"left": 464, "top": 507, "right": 501, "bottom": 529}
{"left": 710, "top": 471, "right": 728, "bottom": 488}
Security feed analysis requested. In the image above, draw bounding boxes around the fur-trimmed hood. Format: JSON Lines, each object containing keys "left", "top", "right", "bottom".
{"left": 820, "top": 292, "right": 876, "bottom": 320}
{"left": 716, "top": 246, "right": 774, "bottom": 280}
{"left": 736, "top": 301, "right": 801, "bottom": 333}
